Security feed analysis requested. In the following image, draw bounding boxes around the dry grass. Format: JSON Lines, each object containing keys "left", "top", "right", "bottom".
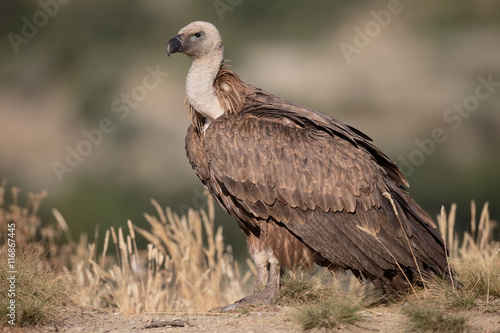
{"left": 274, "top": 270, "right": 328, "bottom": 306}
{"left": 436, "top": 202, "right": 500, "bottom": 304}
{"left": 0, "top": 179, "right": 46, "bottom": 249}
{"left": 72, "top": 194, "right": 251, "bottom": 314}
{"left": 1, "top": 177, "right": 499, "bottom": 331}
{"left": 0, "top": 246, "right": 71, "bottom": 327}
{"left": 0, "top": 180, "right": 250, "bottom": 325}
{"left": 402, "top": 303, "right": 469, "bottom": 333}
{"left": 294, "top": 296, "right": 365, "bottom": 330}
{"left": 279, "top": 270, "right": 372, "bottom": 330}
{"left": 399, "top": 201, "right": 500, "bottom": 332}
{"left": 0, "top": 181, "right": 71, "bottom": 327}
{"left": 449, "top": 203, "right": 500, "bottom": 300}
{"left": 274, "top": 267, "right": 384, "bottom": 331}
{"left": 275, "top": 269, "right": 378, "bottom": 306}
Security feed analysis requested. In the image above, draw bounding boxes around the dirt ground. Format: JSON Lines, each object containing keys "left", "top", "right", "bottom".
{"left": 2, "top": 303, "right": 498, "bottom": 333}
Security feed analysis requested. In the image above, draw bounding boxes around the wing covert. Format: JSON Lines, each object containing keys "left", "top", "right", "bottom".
{"left": 204, "top": 114, "right": 381, "bottom": 219}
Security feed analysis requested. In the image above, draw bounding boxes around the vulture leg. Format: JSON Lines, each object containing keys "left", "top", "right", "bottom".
{"left": 221, "top": 261, "right": 281, "bottom": 312}
{"left": 253, "top": 248, "right": 272, "bottom": 292}
{"left": 219, "top": 248, "right": 282, "bottom": 312}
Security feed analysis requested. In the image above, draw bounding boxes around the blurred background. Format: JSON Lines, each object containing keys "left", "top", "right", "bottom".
{"left": 1, "top": 0, "right": 499, "bottom": 260}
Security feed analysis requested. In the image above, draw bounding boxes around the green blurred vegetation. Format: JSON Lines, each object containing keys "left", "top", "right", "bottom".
{"left": 0, "top": 0, "right": 499, "bottom": 262}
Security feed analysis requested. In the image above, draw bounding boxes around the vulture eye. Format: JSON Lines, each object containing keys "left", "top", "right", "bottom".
{"left": 192, "top": 32, "right": 204, "bottom": 40}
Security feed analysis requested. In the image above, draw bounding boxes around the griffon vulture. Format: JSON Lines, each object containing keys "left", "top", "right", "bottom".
{"left": 167, "top": 21, "right": 455, "bottom": 308}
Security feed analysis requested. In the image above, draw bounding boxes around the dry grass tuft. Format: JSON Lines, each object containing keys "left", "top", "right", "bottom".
{"left": 403, "top": 302, "right": 469, "bottom": 333}
{"left": 0, "top": 179, "right": 47, "bottom": 248}
{"left": 399, "top": 201, "right": 500, "bottom": 332}
{"left": 278, "top": 270, "right": 375, "bottom": 330}
{"left": 0, "top": 247, "right": 71, "bottom": 327}
{"left": 424, "top": 276, "right": 477, "bottom": 311}
{"left": 293, "top": 293, "right": 365, "bottom": 330}
{"left": 72, "top": 194, "right": 251, "bottom": 314}
{"left": 439, "top": 202, "right": 500, "bottom": 301}
{"left": 274, "top": 270, "right": 329, "bottom": 306}
{"left": 0, "top": 180, "right": 71, "bottom": 327}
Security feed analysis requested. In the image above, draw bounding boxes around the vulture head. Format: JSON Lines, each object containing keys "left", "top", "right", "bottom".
{"left": 167, "top": 21, "right": 223, "bottom": 60}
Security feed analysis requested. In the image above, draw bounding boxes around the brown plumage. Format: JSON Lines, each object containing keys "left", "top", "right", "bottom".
{"left": 168, "top": 21, "right": 455, "bottom": 308}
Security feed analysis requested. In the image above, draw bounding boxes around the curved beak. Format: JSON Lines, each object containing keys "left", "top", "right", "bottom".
{"left": 167, "top": 35, "right": 183, "bottom": 57}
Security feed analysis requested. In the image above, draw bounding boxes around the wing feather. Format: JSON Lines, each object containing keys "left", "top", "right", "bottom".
{"left": 202, "top": 111, "right": 448, "bottom": 289}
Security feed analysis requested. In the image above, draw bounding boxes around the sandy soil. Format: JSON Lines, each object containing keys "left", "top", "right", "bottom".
{"left": 1, "top": 303, "right": 499, "bottom": 333}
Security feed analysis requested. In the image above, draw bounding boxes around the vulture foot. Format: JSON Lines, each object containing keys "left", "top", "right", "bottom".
{"left": 217, "top": 286, "right": 277, "bottom": 312}
{"left": 212, "top": 259, "right": 281, "bottom": 312}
